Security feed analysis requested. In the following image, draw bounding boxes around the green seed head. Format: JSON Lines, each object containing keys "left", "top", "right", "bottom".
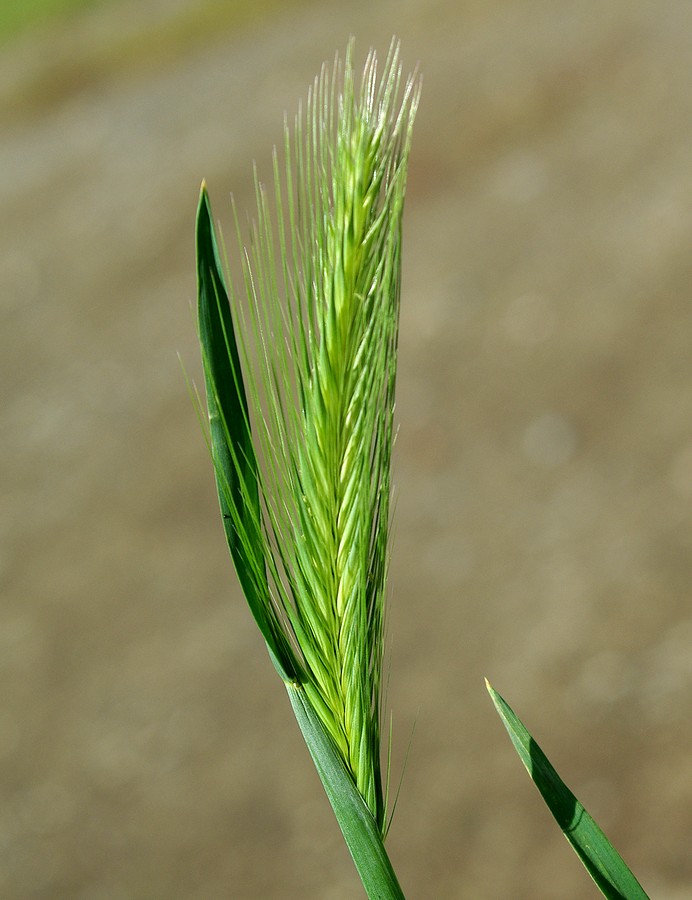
{"left": 198, "top": 39, "right": 419, "bottom": 832}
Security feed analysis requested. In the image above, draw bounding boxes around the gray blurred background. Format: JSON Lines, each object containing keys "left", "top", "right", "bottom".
{"left": 2, "top": 1, "right": 691, "bottom": 897}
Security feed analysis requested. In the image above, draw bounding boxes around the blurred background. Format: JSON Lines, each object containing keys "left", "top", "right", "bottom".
{"left": 2, "top": 0, "right": 691, "bottom": 897}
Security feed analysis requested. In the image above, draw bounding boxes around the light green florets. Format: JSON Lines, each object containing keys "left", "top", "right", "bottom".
{"left": 203, "top": 41, "right": 419, "bottom": 831}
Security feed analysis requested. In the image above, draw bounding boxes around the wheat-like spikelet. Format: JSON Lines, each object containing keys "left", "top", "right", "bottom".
{"left": 205, "top": 40, "right": 418, "bottom": 833}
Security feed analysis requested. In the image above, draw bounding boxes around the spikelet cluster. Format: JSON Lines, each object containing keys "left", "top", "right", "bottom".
{"left": 223, "top": 42, "right": 418, "bottom": 830}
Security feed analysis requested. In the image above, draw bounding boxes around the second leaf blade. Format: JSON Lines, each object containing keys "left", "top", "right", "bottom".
{"left": 486, "top": 680, "right": 649, "bottom": 900}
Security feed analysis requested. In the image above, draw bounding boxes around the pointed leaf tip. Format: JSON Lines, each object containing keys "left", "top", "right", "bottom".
{"left": 195, "top": 184, "right": 297, "bottom": 684}
{"left": 488, "top": 684, "right": 649, "bottom": 900}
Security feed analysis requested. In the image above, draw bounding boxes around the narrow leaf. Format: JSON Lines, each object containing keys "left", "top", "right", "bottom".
{"left": 286, "top": 682, "right": 405, "bottom": 900}
{"left": 196, "top": 182, "right": 297, "bottom": 681}
{"left": 486, "top": 680, "right": 649, "bottom": 900}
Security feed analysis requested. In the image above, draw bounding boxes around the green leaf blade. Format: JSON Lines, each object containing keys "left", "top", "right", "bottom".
{"left": 196, "top": 182, "right": 297, "bottom": 681}
{"left": 286, "top": 682, "right": 405, "bottom": 900}
{"left": 486, "top": 680, "right": 649, "bottom": 900}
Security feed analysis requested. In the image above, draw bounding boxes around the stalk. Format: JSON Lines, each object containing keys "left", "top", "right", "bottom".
{"left": 196, "top": 40, "right": 419, "bottom": 898}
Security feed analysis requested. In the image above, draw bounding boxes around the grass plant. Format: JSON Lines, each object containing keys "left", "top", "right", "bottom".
{"left": 197, "top": 40, "right": 417, "bottom": 896}
{"left": 196, "top": 38, "right": 649, "bottom": 899}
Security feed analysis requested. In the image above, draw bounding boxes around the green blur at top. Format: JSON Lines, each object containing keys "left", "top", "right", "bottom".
{"left": 0, "top": 0, "right": 102, "bottom": 42}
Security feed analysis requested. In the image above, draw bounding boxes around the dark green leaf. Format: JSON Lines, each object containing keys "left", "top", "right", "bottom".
{"left": 196, "top": 182, "right": 297, "bottom": 681}
{"left": 486, "top": 680, "right": 649, "bottom": 900}
{"left": 286, "top": 682, "right": 405, "bottom": 900}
